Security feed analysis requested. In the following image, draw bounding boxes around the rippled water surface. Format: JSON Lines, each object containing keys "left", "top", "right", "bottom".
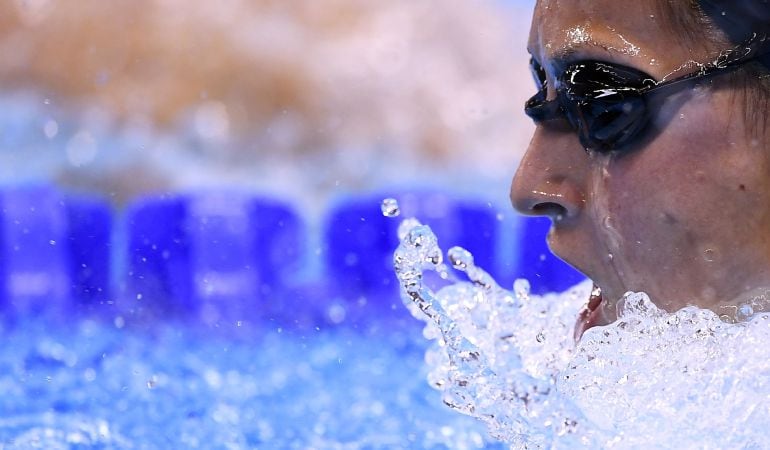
{"left": 0, "top": 319, "right": 504, "bottom": 449}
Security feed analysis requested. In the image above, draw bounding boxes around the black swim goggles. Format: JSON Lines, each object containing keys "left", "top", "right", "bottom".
{"left": 525, "top": 33, "right": 770, "bottom": 153}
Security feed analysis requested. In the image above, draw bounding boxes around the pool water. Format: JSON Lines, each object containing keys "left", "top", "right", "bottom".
{"left": 0, "top": 183, "right": 582, "bottom": 449}
{"left": 0, "top": 317, "right": 505, "bottom": 449}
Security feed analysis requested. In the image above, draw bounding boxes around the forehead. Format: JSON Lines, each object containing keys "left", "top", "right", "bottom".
{"left": 530, "top": 0, "right": 695, "bottom": 69}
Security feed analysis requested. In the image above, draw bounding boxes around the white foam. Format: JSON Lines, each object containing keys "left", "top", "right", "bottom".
{"left": 394, "top": 219, "right": 770, "bottom": 449}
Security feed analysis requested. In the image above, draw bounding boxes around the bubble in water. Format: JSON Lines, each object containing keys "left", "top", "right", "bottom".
{"left": 616, "top": 291, "right": 660, "bottom": 318}
{"left": 381, "top": 198, "right": 401, "bottom": 217}
{"left": 736, "top": 303, "right": 754, "bottom": 322}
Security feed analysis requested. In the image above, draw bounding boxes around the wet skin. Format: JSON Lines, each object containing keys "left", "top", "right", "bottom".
{"left": 510, "top": 0, "right": 770, "bottom": 327}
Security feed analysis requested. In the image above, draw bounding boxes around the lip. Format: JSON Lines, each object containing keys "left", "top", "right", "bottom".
{"left": 543, "top": 223, "right": 618, "bottom": 340}
{"left": 574, "top": 283, "right": 606, "bottom": 342}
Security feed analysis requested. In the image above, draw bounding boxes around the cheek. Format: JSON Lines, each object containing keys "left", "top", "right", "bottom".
{"left": 602, "top": 162, "right": 694, "bottom": 260}
{"left": 600, "top": 155, "right": 716, "bottom": 263}
{"left": 600, "top": 95, "right": 768, "bottom": 266}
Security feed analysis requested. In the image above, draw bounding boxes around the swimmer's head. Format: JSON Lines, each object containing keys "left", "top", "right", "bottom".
{"left": 511, "top": 0, "right": 770, "bottom": 324}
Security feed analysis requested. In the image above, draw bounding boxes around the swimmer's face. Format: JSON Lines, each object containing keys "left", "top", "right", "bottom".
{"left": 511, "top": 0, "right": 770, "bottom": 322}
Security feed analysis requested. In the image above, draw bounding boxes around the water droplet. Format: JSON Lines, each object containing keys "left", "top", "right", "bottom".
{"left": 48, "top": 240, "right": 56, "bottom": 246}
{"left": 397, "top": 218, "right": 421, "bottom": 241}
{"left": 448, "top": 247, "right": 474, "bottom": 270}
{"left": 327, "top": 303, "right": 346, "bottom": 324}
{"left": 43, "top": 120, "right": 58, "bottom": 139}
{"left": 194, "top": 101, "right": 230, "bottom": 141}
{"left": 704, "top": 249, "right": 715, "bottom": 262}
{"left": 602, "top": 216, "right": 614, "bottom": 230}
{"left": 381, "top": 198, "right": 400, "bottom": 217}
{"left": 66, "top": 130, "right": 98, "bottom": 167}
{"left": 513, "top": 279, "right": 531, "bottom": 299}
{"left": 737, "top": 304, "right": 755, "bottom": 322}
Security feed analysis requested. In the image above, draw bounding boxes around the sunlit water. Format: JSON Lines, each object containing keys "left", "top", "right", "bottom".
{"left": 392, "top": 205, "right": 770, "bottom": 449}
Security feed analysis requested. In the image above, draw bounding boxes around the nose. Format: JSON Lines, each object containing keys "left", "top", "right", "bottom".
{"left": 510, "top": 127, "right": 588, "bottom": 221}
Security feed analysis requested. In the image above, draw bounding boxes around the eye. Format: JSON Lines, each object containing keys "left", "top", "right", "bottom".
{"left": 529, "top": 57, "right": 548, "bottom": 91}
{"left": 557, "top": 61, "right": 657, "bottom": 153}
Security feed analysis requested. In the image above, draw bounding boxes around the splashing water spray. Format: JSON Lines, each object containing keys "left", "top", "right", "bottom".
{"left": 387, "top": 198, "right": 601, "bottom": 448}
{"left": 386, "top": 198, "right": 770, "bottom": 449}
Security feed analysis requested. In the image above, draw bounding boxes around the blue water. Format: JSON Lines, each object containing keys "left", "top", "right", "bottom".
{"left": 0, "top": 181, "right": 586, "bottom": 448}
{"left": 0, "top": 183, "right": 585, "bottom": 448}
{"left": 0, "top": 317, "right": 505, "bottom": 449}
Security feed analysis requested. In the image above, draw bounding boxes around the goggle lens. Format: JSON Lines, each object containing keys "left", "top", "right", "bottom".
{"left": 525, "top": 33, "right": 770, "bottom": 153}
{"left": 525, "top": 59, "right": 656, "bottom": 152}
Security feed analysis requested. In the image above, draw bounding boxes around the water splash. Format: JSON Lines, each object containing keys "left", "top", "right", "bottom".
{"left": 393, "top": 218, "right": 599, "bottom": 448}
{"left": 392, "top": 214, "right": 770, "bottom": 449}
{"left": 381, "top": 198, "right": 401, "bottom": 217}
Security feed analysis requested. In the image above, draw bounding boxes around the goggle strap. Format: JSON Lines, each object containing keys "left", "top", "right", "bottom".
{"left": 647, "top": 32, "right": 770, "bottom": 98}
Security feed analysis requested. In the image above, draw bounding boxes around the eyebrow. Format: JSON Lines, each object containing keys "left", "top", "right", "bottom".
{"left": 549, "top": 41, "right": 622, "bottom": 68}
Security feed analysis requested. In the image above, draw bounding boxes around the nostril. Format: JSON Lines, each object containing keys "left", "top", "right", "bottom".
{"left": 532, "top": 202, "right": 568, "bottom": 220}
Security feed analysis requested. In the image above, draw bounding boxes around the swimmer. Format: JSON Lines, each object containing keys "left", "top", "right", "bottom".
{"left": 509, "top": 1, "right": 770, "bottom": 339}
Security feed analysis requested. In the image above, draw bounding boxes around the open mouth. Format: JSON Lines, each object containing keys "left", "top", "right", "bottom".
{"left": 574, "top": 283, "right": 605, "bottom": 342}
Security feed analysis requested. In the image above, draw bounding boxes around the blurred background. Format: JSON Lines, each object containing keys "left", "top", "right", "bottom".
{"left": 0, "top": 0, "right": 533, "bottom": 206}
{"left": 0, "top": 1, "right": 589, "bottom": 449}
